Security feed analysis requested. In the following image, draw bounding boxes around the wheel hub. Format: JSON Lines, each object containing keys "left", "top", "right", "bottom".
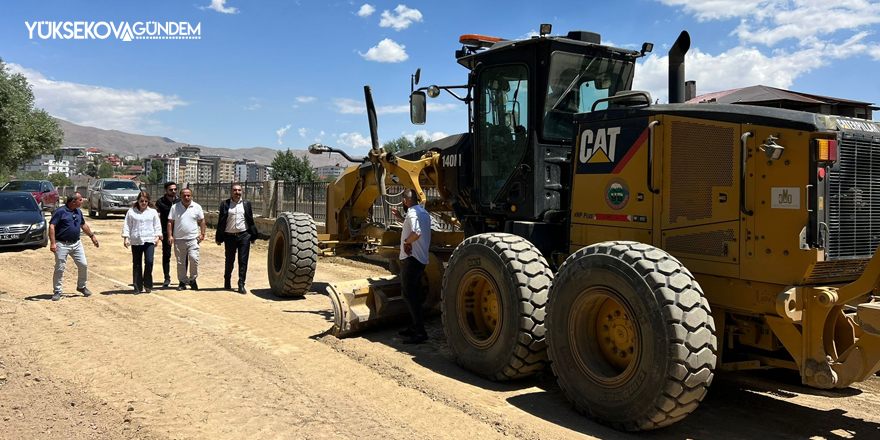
{"left": 597, "top": 298, "right": 635, "bottom": 371}
{"left": 458, "top": 269, "right": 502, "bottom": 348}
{"left": 569, "top": 288, "right": 640, "bottom": 386}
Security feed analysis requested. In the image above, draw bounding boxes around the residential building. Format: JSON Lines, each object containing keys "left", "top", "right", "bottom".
{"left": 19, "top": 154, "right": 73, "bottom": 177}
{"left": 687, "top": 84, "right": 877, "bottom": 120}
{"left": 104, "top": 156, "right": 123, "bottom": 167}
{"left": 60, "top": 147, "right": 85, "bottom": 157}
{"left": 316, "top": 165, "right": 345, "bottom": 180}
{"left": 86, "top": 148, "right": 101, "bottom": 157}
{"left": 177, "top": 145, "right": 201, "bottom": 158}
{"left": 202, "top": 155, "right": 236, "bottom": 183}
{"left": 235, "top": 159, "right": 256, "bottom": 182}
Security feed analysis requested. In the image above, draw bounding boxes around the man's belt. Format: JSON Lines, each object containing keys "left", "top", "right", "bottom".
{"left": 226, "top": 231, "right": 248, "bottom": 236}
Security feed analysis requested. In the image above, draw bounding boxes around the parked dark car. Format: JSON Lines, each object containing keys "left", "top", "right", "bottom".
{"left": 0, "top": 180, "right": 60, "bottom": 211}
{"left": 0, "top": 191, "right": 48, "bottom": 249}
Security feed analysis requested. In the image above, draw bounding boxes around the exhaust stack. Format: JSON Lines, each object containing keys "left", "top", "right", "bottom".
{"left": 668, "top": 31, "right": 691, "bottom": 104}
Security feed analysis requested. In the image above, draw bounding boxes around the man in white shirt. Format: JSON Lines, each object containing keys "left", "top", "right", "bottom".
{"left": 216, "top": 183, "right": 258, "bottom": 294}
{"left": 390, "top": 188, "right": 432, "bottom": 344}
{"left": 167, "top": 188, "right": 206, "bottom": 291}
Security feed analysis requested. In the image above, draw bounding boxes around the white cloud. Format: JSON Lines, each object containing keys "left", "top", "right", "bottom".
{"left": 655, "top": 0, "right": 880, "bottom": 46}
{"left": 244, "top": 103, "right": 261, "bottom": 110}
{"left": 200, "top": 0, "right": 239, "bottom": 14}
{"left": 359, "top": 38, "right": 408, "bottom": 63}
{"left": 654, "top": 0, "right": 764, "bottom": 21}
{"left": 7, "top": 63, "right": 187, "bottom": 133}
{"left": 298, "top": 127, "right": 308, "bottom": 138}
{"left": 316, "top": 130, "right": 325, "bottom": 142}
{"left": 633, "top": 32, "right": 876, "bottom": 103}
{"left": 519, "top": 30, "right": 539, "bottom": 40}
{"left": 332, "top": 98, "right": 459, "bottom": 115}
{"left": 379, "top": 5, "right": 423, "bottom": 31}
{"left": 295, "top": 96, "right": 316, "bottom": 103}
{"left": 406, "top": 130, "right": 448, "bottom": 142}
{"left": 358, "top": 4, "right": 376, "bottom": 17}
{"left": 276, "top": 124, "right": 291, "bottom": 145}
{"left": 337, "top": 132, "right": 371, "bottom": 149}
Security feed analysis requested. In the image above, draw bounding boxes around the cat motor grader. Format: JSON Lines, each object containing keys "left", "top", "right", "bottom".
{"left": 266, "top": 25, "right": 880, "bottom": 430}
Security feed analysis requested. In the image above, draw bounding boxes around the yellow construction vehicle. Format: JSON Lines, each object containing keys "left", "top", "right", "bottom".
{"left": 267, "top": 26, "right": 880, "bottom": 431}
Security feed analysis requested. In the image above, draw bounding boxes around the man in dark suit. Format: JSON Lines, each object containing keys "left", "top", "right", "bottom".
{"left": 216, "top": 183, "right": 258, "bottom": 294}
{"left": 155, "top": 181, "right": 180, "bottom": 288}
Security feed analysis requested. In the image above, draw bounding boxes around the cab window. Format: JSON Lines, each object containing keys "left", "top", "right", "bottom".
{"left": 478, "top": 64, "right": 529, "bottom": 205}
{"left": 542, "top": 51, "right": 634, "bottom": 141}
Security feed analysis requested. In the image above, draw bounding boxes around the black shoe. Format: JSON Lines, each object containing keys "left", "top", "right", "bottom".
{"left": 52, "top": 292, "right": 62, "bottom": 301}
{"left": 177, "top": 283, "right": 187, "bottom": 291}
{"left": 402, "top": 333, "right": 428, "bottom": 345}
{"left": 144, "top": 288, "right": 152, "bottom": 294}
{"left": 162, "top": 279, "right": 171, "bottom": 288}
{"left": 398, "top": 328, "right": 415, "bottom": 337}
{"left": 77, "top": 287, "right": 93, "bottom": 297}
{"left": 238, "top": 286, "right": 247, "bottom": 294}
{"left": 189, "top": 280, "right": 199, "bottom": 291}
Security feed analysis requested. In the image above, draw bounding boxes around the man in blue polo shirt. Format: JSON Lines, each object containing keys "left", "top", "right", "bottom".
{"left": 49, "top": 192, "right": 100, "bottom": 301}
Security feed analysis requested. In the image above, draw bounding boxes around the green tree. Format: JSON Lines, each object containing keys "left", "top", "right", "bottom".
{"left": 85, "top": 163, "right": 98, "bottom": 177}
{"left": 146, "top": 159, "right": 165, "bottom": 184}
{"left": 98, "top": 162, "right": 114, "bottom": 178}
{"left": 270, "top": 149, "right": 318, "bottom": 182}
{"left": 382, "top": 135, "right": 429, "bottom": 154}
{"left": 0, "top": 57, "right": 64, "bottom": 175}
{"left": 10, "top": 170, "right": 47, "bottom": 181}
{"left": 47, "top": 172, "right": 73, "bottom": 187}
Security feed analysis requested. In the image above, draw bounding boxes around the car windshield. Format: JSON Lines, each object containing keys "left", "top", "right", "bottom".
{"left": 2, "top": 181, "right": 41, "bottom": 192}
{"left": 542, "top": 51, "right": 634, "bottom": 141}
{"left": 103, "top": 181, "right": 139, "bottom": 191}
{"left": 0, "top": 195, "right": 39, "bottom": 212}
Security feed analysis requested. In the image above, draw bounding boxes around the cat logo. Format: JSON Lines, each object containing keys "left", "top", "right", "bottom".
{"left": 579, "top": 127, "right": 622, "bottom": 164}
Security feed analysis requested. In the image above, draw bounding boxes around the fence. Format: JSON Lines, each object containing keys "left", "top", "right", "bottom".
{"left": 140, "top": 181, "right": 456, "bottom": 230}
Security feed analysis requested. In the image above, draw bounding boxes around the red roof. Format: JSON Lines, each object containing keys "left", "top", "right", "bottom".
{"left": 87, "top": 148, "right": 100, "bottom": 152}
{"left": 113, "top": 175, "right": 137, "bottom": 179}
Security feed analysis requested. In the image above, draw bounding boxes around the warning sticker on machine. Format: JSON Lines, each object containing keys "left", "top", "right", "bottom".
{"left": 771, "top": 187, "right": 800, "bottom": 209}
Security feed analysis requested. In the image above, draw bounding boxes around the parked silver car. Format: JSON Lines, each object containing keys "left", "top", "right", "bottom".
{"left": 88, "top": 178, "right": 141, "bottom": 218}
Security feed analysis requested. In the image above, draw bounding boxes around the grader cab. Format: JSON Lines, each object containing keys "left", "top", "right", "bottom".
{"left": 267, "top": 26, "right": 880, "bottom": 431}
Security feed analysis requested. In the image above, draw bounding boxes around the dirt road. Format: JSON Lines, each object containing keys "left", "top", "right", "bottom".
{"left": 1, "top": 216, "right": 879, "bottom": 439}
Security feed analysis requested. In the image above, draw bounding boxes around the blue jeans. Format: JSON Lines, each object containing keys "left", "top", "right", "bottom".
{"left": 131, "top": 243, "right": 155, "bottom": 291}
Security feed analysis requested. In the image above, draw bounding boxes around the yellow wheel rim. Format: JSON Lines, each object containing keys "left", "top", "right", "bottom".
{"left": 569, "top": 288, "right": 640, "bottom": 386}
{"left": 457, "top": 269, "right": 502, "bottom": 348}
{"left": 596, "top": 297, "right": 635, "bottom": 372}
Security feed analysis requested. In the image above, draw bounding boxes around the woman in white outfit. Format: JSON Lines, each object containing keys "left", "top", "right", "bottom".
{"left": 122, "top": 191, "right": 163, "bottom": 293}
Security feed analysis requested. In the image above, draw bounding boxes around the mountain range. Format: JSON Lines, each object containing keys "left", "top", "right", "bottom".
{"left": 56, "top": 119, "right": 348, "bottom": 168}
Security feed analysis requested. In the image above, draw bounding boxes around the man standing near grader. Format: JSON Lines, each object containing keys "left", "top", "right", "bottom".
{"left": 391, "top": 189, "right": 432, "bottom": 345}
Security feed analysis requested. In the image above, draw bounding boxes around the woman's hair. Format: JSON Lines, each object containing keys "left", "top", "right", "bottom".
{"left": 132, "top": 191, "right": 156, "bottom": 210}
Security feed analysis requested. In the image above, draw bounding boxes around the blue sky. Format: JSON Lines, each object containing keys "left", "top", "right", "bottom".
{"left": 2, "top": 0, "right": 880, "bottom": 157}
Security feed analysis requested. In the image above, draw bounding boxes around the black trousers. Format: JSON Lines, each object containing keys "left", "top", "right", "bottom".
{"left": 161, "top": 234, "right": 173, "bottom": 282}
{"left": 132, "top": 243, "right": 155, "bottom": 291}
{"left": 400, "top": 257, "right": 427, "bottom": 334}
{"left": 224, "top": 232, "right": 251, "bottom": 287}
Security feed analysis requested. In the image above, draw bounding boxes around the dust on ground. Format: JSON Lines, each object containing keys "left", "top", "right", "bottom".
{"left": 1, "top": 216, "right": 878, "bottom": 439}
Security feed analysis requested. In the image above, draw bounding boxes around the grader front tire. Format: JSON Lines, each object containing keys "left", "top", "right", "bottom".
{"left": 547, "top": 241, "right": 717, "bottom": 431}
{"left": 268, "top": 212, "right": 318, "bottom": 297}
{"left": 441, "top": 233, "right": 552, "bottom": 381}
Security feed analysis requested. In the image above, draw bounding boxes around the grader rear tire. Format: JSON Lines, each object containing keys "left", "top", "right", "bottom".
{"left": 441, "top": 233, "right": 552, "bottom": 381}
{"left": 268, "top": 212, "right": 318, "bottom": 297}
{"left": 547, "top": 241, "right": 717, "bottom": 431}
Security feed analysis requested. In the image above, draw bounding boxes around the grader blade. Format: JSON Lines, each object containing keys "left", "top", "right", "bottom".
{"left": 328, "top": 253, "right": 445, "bottom": 338}
{"left": 327, "top": 276, "right": 409, "bottom": 337}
